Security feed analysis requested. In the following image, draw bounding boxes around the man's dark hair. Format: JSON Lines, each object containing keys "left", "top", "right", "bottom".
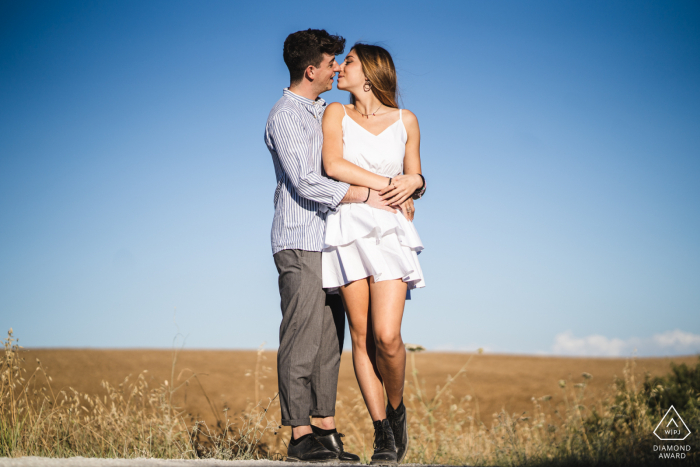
{"left": 283, "top": 29, "right": 346, "bottom": 85}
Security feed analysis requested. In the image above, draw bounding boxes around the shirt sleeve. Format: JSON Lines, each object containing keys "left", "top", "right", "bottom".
{"left": 267, "top": 111, "right": 349, "bottom": 212}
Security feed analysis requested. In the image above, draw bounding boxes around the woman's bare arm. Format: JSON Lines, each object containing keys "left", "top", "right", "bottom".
{"left": 379, "top": 109, "right": 423, "bottom": 205}
{"left": 322, "top": 103, "right": 391, "bottom": 191}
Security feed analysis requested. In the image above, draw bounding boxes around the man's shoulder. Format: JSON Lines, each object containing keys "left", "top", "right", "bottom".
{"left": 267, "top": 94, "right": 304, "bottom": 125}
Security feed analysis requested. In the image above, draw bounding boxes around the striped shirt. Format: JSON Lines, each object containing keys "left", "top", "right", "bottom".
{"left": 264, "top": 88, "right": 350, "bottom": 255}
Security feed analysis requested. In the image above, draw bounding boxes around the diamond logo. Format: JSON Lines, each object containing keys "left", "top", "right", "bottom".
{"left": 654, "top": 406, "right": 691, "bottom": 441}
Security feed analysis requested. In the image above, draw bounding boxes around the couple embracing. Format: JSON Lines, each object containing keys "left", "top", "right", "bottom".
{"left": 264, "top": 29, "right": 426, "bottom": 464}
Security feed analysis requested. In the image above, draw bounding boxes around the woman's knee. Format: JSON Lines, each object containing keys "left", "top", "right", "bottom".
{"left": 374, "top": 331, "right": 403, "bottom": 355}
{"left": 350, "top": 329, "right": 371, "bottom": 351}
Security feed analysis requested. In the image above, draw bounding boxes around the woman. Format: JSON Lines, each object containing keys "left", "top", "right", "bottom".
{"left": 321, "top": 43, "right": 426, "bottom": 465}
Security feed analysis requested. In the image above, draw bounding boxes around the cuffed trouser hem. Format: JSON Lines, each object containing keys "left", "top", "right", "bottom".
{"left": 282, "top": 418, "right": 312, "bottom": 427}
{"left": 310, "top": 410, "right": 335, "bottom": 418}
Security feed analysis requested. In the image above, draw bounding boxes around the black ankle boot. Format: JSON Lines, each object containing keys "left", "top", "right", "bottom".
{"left": 311, "top": 425, "right": 361, "bottom": 464}
{"left": 386, "top": 399, "right": 408, "bottom": 463}
{"left": 370, "top": 419, "right": 397, "bottom": 465}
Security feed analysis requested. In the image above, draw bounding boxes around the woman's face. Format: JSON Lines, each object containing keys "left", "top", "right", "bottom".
{"left": 337, "top": 50, "right": 365, "bottom": 91}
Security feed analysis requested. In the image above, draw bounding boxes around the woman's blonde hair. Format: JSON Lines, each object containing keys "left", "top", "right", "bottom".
{"left": 350, "top": 43, "right": 400, "bottom": 108}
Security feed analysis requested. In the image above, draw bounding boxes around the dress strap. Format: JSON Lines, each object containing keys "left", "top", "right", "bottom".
{"left": 342, "top": 105, "right": 348, "bottom": 116}
{"left": 399, "top": 109, "right": 403, "bottom": 120}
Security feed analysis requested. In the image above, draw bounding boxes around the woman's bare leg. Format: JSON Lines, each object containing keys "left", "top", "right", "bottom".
{"left": 340, "top": 278, "right": 387, "bottom": 421}
{"left": 369, "top": 277, "right": 407, "bottom": 410}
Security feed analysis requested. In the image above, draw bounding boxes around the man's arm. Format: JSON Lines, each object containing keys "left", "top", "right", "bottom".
{"left": 267, "top": 111, "right": 394, "bottom": 212}
{"left": 341, "top": 186, "right": 397, "bottom": 213}
{"left": 341, "top": 186, "right": 369, "bottom": 203}
{"left": 268, "top": 111, "right": 349, "bottom": 211}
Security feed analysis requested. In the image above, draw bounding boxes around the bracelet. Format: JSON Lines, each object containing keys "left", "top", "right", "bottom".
{"left": 363, "top": 187, "right": 371, "bottom": 203}
{"left": 416, "top": 173, "right": 425, "bottom": 190}
{"left": 412, "top": 174, "right": 426, "bottom": 200}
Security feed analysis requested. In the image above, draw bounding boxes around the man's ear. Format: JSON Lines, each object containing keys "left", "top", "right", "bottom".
{"left": 304, "top": 65, "right": 315, "bottom": 82}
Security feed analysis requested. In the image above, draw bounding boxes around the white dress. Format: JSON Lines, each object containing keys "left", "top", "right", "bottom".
{"left": 322, "top": 106, "right": 425, "bottom": 295}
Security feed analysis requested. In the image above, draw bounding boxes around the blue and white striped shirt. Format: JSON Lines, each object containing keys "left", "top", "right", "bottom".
{"left": 264, "top": 88, "right": 350, "bottom": 255}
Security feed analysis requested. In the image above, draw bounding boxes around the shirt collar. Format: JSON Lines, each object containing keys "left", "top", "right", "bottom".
{"left": 283, "top": 88, "right": 326, "bottom": 109}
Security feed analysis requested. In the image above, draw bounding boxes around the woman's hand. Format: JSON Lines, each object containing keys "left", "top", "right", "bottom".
{"left": 397, "top": 198, "right": 416, "bottom": 222}
{"left": 366, "top": 189, "right": 397, "bottom": 213}
{"left": 379, "top": 173, "right": 423, "bottom": 206}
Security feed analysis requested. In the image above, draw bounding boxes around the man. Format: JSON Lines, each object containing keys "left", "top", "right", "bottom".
{"left": 264, "top": 29, "right": 393, "bottom": 463}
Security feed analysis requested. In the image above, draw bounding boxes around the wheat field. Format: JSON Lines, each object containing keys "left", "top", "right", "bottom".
{"left": 4, "top": 329, "right": 699, "bottom": 465}
{"left": 20, "top": 345, "right": 695, "bottom": 435}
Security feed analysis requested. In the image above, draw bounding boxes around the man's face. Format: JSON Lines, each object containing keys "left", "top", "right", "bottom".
{"left": 312, "top": 53, "right": 341, "bottom": 94}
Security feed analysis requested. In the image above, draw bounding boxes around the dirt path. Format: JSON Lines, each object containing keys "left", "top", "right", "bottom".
{"left": 0, "top": 458, "right": 456, "bottom": 467}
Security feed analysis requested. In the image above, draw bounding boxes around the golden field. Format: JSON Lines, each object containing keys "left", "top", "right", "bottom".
{"left": 20, "top": 347, "right": 696, "bottom": 438}
{"left": 5, "top": 329, "right": 699, "bottom": 465}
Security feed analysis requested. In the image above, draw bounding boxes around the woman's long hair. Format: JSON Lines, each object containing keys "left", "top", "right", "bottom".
{"left": 350, "top": 43, "right": 401, "bottom": 109}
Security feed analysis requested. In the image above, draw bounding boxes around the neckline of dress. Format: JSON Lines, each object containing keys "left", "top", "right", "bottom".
{"left": 343, "top": 115, "right": 401, "bottom": 138}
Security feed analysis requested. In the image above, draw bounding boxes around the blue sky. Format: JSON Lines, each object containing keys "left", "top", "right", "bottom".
{"left": 1, "top": 1, "right": 699, "bottom": 356}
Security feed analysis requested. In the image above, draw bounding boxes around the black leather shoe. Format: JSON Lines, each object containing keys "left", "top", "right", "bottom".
{"left": 286, "top": 433, "right": 339, "bottom": 463}
{"left": 311, "top": 425, "right": 361, "bottom": 464}
{"left": 370, "top": 419, "right": 397, "bottom": 465}
{"left": 386, "top": 399, "right": 408, "bottom": 463}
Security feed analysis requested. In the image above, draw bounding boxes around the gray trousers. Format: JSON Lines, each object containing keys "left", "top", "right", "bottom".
{"left": 273, "top": 249, "right": 345, "bottom": 426}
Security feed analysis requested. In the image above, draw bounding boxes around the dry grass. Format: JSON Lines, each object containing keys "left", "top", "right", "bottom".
{"left": 21, "top": 344, "right": 693, "bottom": 433}
{"left": 0, "top": 330, "right": 279, "bottom": 459}
{"left": 332, "top": 350, "right": 700, "bottom": 466}
{"left": 3, "top": 328, "right": 699, "bottom": 465}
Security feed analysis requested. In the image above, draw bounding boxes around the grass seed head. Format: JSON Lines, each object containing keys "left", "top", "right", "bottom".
{"left": 405, "top": 343, "right": 425, "bottom": 352}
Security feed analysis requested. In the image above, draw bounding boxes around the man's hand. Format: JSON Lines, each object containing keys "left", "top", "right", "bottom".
{"left": 379, "top": 173, "right": 423, "bottom": 206}
{"left": 340, "top": 186, "right": 396, "bottom": 213}
{"left": 366, "top": 189, "right": 397, "bottom": 213}
{"left": 397, "top": 198, "right": 415, "bottom": 221}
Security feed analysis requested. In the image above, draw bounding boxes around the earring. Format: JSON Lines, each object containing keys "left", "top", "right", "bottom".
{"left": 363, "top": 80, "right": 372, "bottom": 92}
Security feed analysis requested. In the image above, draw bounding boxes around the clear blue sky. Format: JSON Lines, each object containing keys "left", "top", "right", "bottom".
{"left": 1, "top": 1, "right": 699, "bottom": 356}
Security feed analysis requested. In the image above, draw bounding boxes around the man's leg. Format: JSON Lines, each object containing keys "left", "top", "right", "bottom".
{"left": 274, "top": 250, "right": 330, "bottom": 433}
{"left": 310, "top": 292, "right": 345, "bottom": 429}
{"left": 308, "top": 288, "right": 361, "bottom": 464}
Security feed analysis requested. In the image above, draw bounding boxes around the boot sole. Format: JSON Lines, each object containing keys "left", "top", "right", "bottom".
{"left": 285, "top": 457, "right": 339, "bottom": 463}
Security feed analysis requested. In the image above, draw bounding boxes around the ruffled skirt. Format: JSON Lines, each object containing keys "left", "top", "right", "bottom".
{"left": 322, "top": 203, "right": 425, "bottom": 295}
